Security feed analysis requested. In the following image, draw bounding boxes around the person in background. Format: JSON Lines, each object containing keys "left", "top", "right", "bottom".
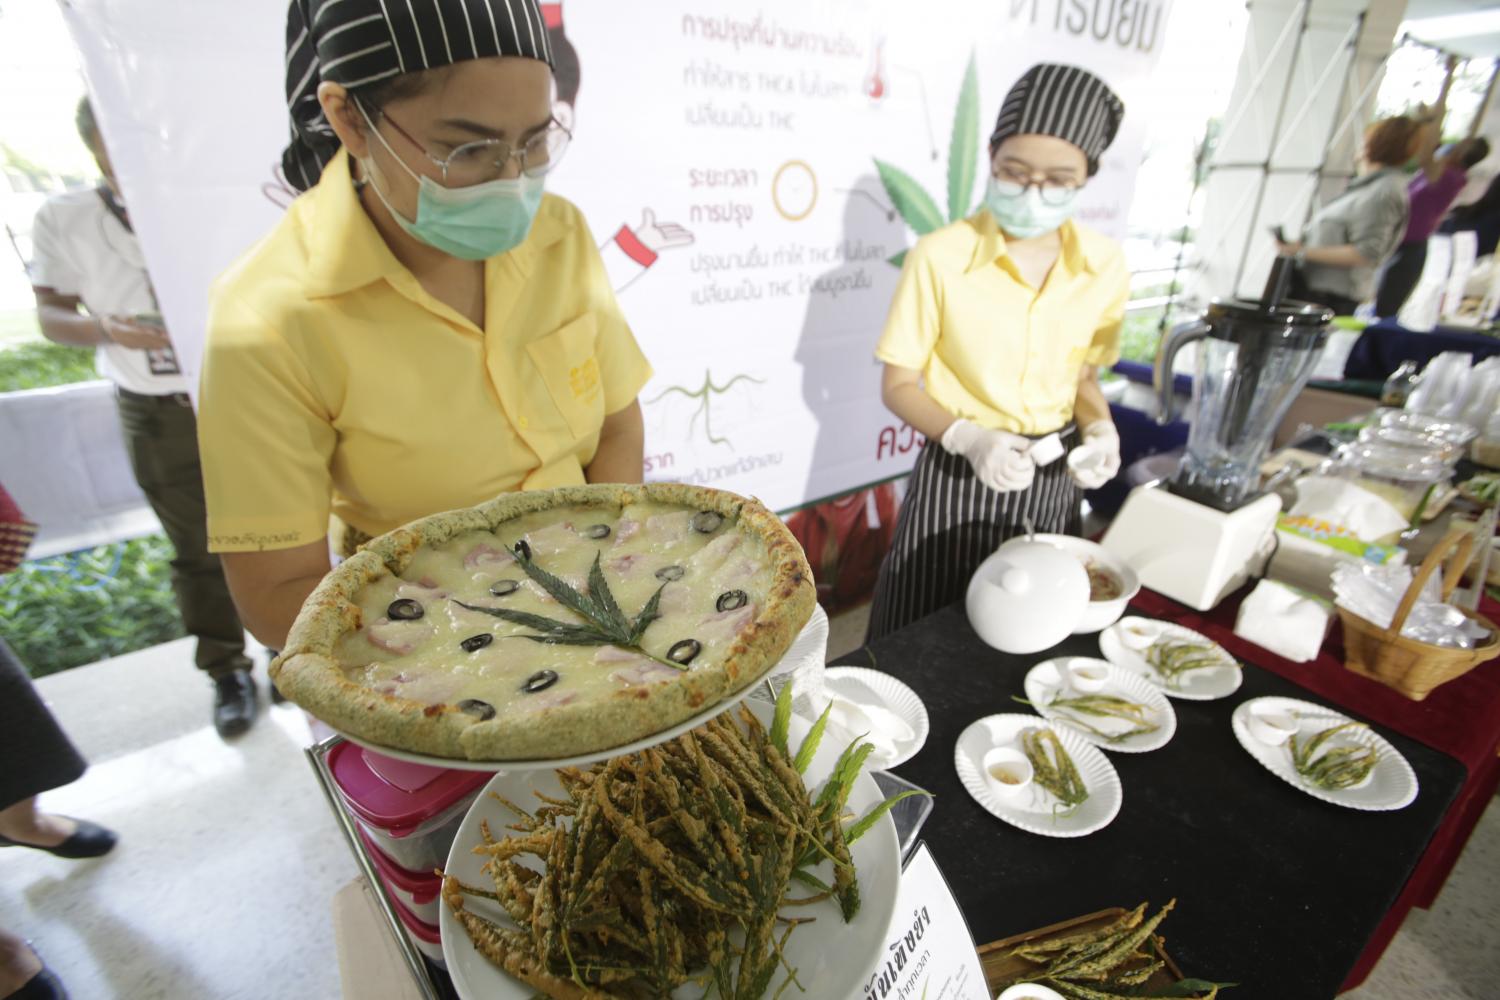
{"left": 1, "top": 483, "right": 118, "bottom": 1000}
{"left": 866, "top": 64, "right": 1130, "bottom": 641}
{"left": 1443, "top": 168, "right": 1500, "bottom": 258}
{"left": 29, "top": 99, "right": 259, "bottom": 738}
{"left": 197, "top": 0, "right": 650, "bottom": 655}
{"left": 1276, "top": 116, "right": 1418, "bottom": 316}
{"left": 1373, "top": 97, "right": 1491, "bottom": 317}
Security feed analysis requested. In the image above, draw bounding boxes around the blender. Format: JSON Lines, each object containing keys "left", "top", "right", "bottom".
{"left": 1102, "top": 259, "right": 1332, "bottom": 610}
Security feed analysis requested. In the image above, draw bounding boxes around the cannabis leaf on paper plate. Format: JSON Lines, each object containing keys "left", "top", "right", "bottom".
{"left": 875, "top": 52, "right": 981, "bottom": 268}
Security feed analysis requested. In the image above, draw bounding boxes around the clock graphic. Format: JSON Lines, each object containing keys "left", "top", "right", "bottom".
{"left": 772, "top": 160, "right": 818, "bottom": 221}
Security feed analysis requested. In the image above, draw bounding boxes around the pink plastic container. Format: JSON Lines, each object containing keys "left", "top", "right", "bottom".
{"left": 390, "top": 889, "right": 445, "bottom": 967}
{"left": 328, "top": 742, "right": 492, "bottom": 872}
{"left": 357, "top": 825, "right": 444, "bottom": 924}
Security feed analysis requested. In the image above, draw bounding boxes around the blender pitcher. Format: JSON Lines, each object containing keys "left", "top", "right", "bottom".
{"left": 1155, "top": 264, "right": 1333, "bottom": 510}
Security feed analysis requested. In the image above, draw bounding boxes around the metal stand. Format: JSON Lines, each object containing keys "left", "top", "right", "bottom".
{"left": 306, "top": 735, "right": 444, "bottom": 1000}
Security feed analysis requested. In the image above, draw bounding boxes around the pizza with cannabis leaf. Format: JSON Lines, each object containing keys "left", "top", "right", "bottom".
{"left": 272, "top": 483, "right": 816, "bottom": 761}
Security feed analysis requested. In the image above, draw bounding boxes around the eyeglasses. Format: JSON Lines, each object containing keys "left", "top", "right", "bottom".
{"left": 373, "top": 105, "right": 572, "bottom": 187}
{"left": 991, "top": 164, "right": 1082, "bottom": 206}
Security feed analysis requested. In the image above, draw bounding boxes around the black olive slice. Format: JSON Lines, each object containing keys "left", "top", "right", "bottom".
{"left": 460, "top": 633, "right": 493, "bottom": 653}
{"left": 655, "top": 565, "right": 686, "bottom": 582}
{"left": 457, "top": 699, "right": 495, "bottom": 721}
{"left": 514, "top": 539, "right": 532, "bottom": 561}
{"left": 690, "top": 511, "right": 724, "bottom": 534}
{"left": 716, "top": 590, "right": 748, "bottom": 613}
{"left": 522, "top": 669, "right": 559, "bottom": 693}
{"left": 387, "top": 598, "right": 424, "bottom": 621}
{"left": 582, "top": 523, "right": 611, "bottom": 540}
{"left": 489, "top": 579, "right": 521, "bottom": 597}
{"left": 667, "top": 639, "right": 702, "bottom": 665}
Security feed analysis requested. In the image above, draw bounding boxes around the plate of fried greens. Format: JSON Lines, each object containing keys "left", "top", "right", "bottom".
{"left": 1231, "top": 696, "right": 1417, "bottom": 811}
{"left": 955, "top": 714, "right": 1122, "bottom": 838}
{"left": 1100, "top": 617, "right": 1243, "bottom": 701}
{"left": 439, "top": 682, "right": 914, "bottom": 998}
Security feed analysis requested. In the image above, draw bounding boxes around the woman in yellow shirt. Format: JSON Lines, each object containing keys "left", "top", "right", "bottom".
{"left": 868, "top": 64, "right": 1130, "bottom": 640}
{"left": 198, "top": 0, "right": 651, "bottom": 658}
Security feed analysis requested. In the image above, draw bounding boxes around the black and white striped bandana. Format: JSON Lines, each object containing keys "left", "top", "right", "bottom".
{"left": 282, "top": 0, "right": 554, "bottom": 192}
{"left": 989, "top": 63, "right": 1124, "bottom": 176}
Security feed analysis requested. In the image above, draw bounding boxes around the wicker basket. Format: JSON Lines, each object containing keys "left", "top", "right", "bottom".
{"left": 1339, "top": 530, "right": 1500, "bottom": 701}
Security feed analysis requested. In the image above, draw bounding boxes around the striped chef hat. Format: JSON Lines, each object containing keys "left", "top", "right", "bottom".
{"left": 989, "top": 63, "right": 1125, "bottom": 176}
{"left": 282, "top": 0, "right": 554, "bottom": 192}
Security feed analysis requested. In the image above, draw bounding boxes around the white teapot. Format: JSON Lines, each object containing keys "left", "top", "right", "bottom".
{"left": 966, "top": 539, "right": 1090, "bottom": 654}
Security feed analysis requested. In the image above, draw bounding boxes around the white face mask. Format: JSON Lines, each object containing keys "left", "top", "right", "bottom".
{"left": 983, "top": 177, "right": 1080, "bottom": 240}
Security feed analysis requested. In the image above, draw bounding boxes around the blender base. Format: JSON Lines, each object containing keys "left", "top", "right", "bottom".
{"left": 1101, "top": 485, "right": 1281, "bottom": 612}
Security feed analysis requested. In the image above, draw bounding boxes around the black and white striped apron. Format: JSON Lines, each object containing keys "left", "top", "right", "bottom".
{"left": 866, "top": 426, "right": 1082, "bottom": 642}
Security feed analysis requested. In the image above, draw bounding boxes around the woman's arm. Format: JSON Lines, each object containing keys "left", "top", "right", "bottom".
{"left": 880, "top": 364, "right": 958, "bottom": 441}
{"left": 1073, "top": 365, "right": 1112, "bottom": 430}
{"left": 220, "top": 539, "right": 332, "bottom": 651}
{"left": 585, "top": 398, "right": 645, "bottom": 484}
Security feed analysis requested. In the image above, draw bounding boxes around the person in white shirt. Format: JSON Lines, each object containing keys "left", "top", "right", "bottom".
{"left": 28, "top": 99, "right": 259, "bottom": 738}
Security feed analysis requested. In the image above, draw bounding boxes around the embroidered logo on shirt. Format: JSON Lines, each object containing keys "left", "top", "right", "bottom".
{"left": 569, "top": 358, "right": 601, "bottom": 401}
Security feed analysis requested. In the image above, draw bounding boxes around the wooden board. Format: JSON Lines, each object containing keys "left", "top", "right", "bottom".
{"left": 977, "top": 907, "right": 1183, "bottom": 995}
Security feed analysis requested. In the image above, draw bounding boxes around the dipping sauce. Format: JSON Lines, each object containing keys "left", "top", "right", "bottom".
{"left": 989, "top": 764, "right": 1025, "bottom": 785}
{"left": 1085, "top": 559, "right": 1124, "bottom": 602}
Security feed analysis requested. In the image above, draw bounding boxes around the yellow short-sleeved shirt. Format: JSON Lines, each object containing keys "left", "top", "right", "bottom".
{"left": 199, "top": 150, "right": 652, "bottom": 553}
{"left": 875, "top": 211, "right": 1129, "bottom": 435}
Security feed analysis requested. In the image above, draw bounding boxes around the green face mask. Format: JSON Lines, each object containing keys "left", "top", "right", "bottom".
{"left": 359, "top": 105, "right": 543, "bottom": 261}
{"left": 984, "top": 177, "right": 1079, "bottom": 240}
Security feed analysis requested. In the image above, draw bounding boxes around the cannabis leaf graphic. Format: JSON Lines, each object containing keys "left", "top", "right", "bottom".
{"left": 646, "top": 370, "right": 767, "bottom": 449}
{"left": 454, "top": 547, "right": 682, "bottom": 670}
{"left": 875, "top": 52, "right": 981, "bottom": 268}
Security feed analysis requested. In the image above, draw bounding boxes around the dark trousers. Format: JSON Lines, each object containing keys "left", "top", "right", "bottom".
{"left": 116, "top": 389, "right": 248, "bottom": 678}
{"left": 1288, "top": 268, "right": 1359, "bottom": 318}
{"left": 1373, "top": 241, "right": 1428, "bottom": 319}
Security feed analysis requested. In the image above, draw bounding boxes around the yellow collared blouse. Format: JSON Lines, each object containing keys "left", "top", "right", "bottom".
{"left": 198, "top": 150, "right": 652, "bottom": 553}
{"left": 875, "top": 211, "right": 1129, "bottom": 436}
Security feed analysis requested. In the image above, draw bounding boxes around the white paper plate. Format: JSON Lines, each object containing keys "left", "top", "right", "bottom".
{"left": 1023, "top": 658, "right": 1177, "bottom": 754}
{"left": 330, "top": 611, "right": 828, "bottom": 772}
{"left": 1231, "top": 696, "right": 1418, "bottom": 811}
{"left": 822, "top": 666, "right": 931, "bottom": 769}
{"left": 955, "top": 713, "right": 1122, "bottom": 838}
{"left": 1099, "top": 617, "right": 1244, "bottom": 701}
{"left": 440, "top": 699, "right": 902, "bottom": 998}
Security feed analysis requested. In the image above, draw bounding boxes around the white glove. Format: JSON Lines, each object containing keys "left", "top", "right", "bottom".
{"left": 940, "top": 419, "right": 1036, "bottom": 492}
{"left": 1067, "top": 422, "right": 1122, "bottom": 490}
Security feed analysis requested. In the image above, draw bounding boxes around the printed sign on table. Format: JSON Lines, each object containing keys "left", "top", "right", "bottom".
{"left": 860, "top": 841, "right": 989, "bottom": 1000}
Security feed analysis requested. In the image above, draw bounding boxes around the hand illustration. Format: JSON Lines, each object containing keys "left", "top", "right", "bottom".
{"left": 633, "top": 209, "right": 694, "bottom": 254}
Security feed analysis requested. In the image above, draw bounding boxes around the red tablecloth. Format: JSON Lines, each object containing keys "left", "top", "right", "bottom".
{"left": 1132, "top": 587, "right": 1500, "bottom": 991}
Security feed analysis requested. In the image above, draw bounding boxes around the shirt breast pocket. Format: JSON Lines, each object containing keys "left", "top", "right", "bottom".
{"left": 526, "top": 314, "right": 604, "bottom": 441}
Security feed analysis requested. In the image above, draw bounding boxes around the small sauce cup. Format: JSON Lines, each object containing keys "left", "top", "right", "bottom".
{"left": 1247, "top": 704, "right": 1299, "bottom": 746}
{"left": 1066, "top": 660, "right": 1111, "bottom": 693}
{"left": 983, "top": 747, "right": 1034, "bottom": 798}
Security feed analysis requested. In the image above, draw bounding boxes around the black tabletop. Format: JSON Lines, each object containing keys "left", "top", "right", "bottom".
{"left": 843, "top": 603, "right": 1466, "bottom": 1000}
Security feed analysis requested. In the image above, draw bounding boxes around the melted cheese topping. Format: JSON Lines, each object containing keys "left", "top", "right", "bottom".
{"left": 335, "top": 501, "right": 775, "bottom": 719}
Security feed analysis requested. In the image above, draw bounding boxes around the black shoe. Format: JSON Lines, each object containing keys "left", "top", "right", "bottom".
{"left": 213, "top": 668, "right": 258, "bottom": 738}
{"left": 0, "top": 819, "right": 116, "bottom": 860}
{"left": 7, "top": 953, "right": 67, "bottom": 1000}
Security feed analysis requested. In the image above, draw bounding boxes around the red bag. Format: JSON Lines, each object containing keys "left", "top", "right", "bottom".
{"left": 785, "top": 485, "right": 900, "bottom": 613}
{"left": 0, "top": 482, "right": 38, "bottom": 574}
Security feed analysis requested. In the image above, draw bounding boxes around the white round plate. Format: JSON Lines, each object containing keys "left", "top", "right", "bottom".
{"left": 330, "top": 612, "right": 827, "bottom": 772}
{"left": 954, "top": 713, "right": 1122, "bottom": 838}
{"left": 1023, "top": 658, "right": 1177, "bottom": 754}
{"left": 440, "top": 699, "right": 902, "bottom": 998}
{"left": 1231, "top": 696, "right": 1418, "bottom": 811}
{"left": 1099, "top": 616, "right": 1244, "bottom": 701}
{"left": 822, "top": 666, "right": 931, "bottom": 769}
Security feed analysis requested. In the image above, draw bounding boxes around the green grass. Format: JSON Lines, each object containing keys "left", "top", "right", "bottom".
{"left": 0, "top": 534, "right": 183, "bottom": 678}
{"left": 1119, "top": 306, "right": 1170, "bottom": 365}
{"left": 0, "top": 338, "right": 98, "bottom": 392}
